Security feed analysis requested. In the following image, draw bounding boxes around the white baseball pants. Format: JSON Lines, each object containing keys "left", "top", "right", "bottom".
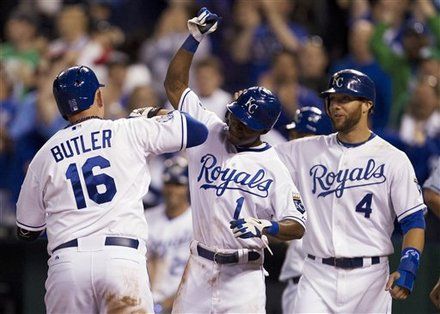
{"left": 294, "top": 256, "right": 392, "bottom": 313}
{"left": 45, "top": 237, "right": 154, "bottom": 313}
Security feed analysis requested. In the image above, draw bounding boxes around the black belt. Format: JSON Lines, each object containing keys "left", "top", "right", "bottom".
{"left": 196, "top": 245, "right": 260, "bottom": 264}
{"left": 53, "top": 237, "right": 139, "bottom": 253}
{"left": 288, "top": 276, "right": 301, "bottom": 285}
{"left": 307, "top": 254, "right": 380, "bottom": 269}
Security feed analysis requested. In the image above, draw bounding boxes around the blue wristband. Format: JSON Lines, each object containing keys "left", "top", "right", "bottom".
{"left": 265, "top": 221, "right": 279, "bottom": 236}
{"left": 182, "top": 35, "right": 200, "bottom": 54}
{"left": 395, "top": 247, "right": 421, "bottom": 292}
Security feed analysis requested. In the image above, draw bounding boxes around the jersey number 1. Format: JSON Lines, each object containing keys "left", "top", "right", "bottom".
{"left": 65, "top": 156, "right": 117, "bottom": 209}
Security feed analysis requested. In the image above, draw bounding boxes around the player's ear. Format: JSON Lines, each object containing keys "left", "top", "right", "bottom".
{"left": 96, "top": 89, "right": 104, "bottom": 108}
{"left": 362, "top": 100, "right": 373, "bottom": 114}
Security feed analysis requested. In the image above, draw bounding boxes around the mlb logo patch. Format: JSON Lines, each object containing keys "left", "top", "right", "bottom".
{"left": 69, "top": 99, "right": 79, "bottom": 112}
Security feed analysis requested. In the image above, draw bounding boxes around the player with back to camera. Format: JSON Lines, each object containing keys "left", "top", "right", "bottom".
{"left": 164, "top": 7, "right": 307, "bottom": 313}
{"left": 279, "top": 106, "right": 332, "bottom": 314}
{"left": 145, "top": 156, "right": 193, "bottom": 314}
{"left": 276, "top": 69, "right": 426, "bottom": 313}
{"left": 15, "top": 65, "right": 208, "bottom": 313}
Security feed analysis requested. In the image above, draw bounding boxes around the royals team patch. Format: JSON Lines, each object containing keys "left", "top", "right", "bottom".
{"left": 293, "top": 193, "right": 305, "bottom": 214}
{"left": 155, "top": 113, "right": 175, "bottom": 123}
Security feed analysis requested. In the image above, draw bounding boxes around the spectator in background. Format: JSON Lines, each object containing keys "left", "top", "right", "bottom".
{"left": 194, "top": 56, "right": 231, "bottom": 120}
{"left": 102, "top": 51, "right": 153, "bottom": 119}
{"left": 370, "top": 0, "right": 440, "bottom": 128}
{"left": 252, "top": 0, "right": 308, "bottom": 81}
{"left": 139, "top": 2, "right": 211, "bottom": 101}
{"left": 224, "top": 0, "right": 262, "bottom": 90}
{"left": 102, "top": 52, "right": 130, "bottom": 119}
{"left": 399, "top": 76, "right": 440, "bottom": 146}
{"left": 368, "top": 0, "right": 411, "bottom": 53}
{"left": 0, "top": 10, "right": 41, "bottom": 98}
{"left": 332, "top": 19, "right": 392, "bottom": 131}
{"left": 297, "top": 36, "right": 329, "bottom": 93}
{"left": 48, "top": 5, "right": 90, "bottom": 64}
{"left": 0, "top": 65, "right": 18, "bottom": 218}
{"left": 230, "top": 0, "right": 308, "bottom": 83}
{"left": 127, "top": 85, "right": 160, "bottom": 113}
{"left": 259, "top": 51, "right": 322, "bottom": 138}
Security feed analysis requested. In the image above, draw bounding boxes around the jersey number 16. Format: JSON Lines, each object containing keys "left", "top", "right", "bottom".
{"left": 65, "top": 156, "right": 117, "bottom": 209}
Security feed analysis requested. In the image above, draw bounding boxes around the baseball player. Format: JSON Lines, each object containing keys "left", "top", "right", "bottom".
{"left": 279, "top": 106, "right": 332, "bottom": 314}
{"left": 276, "top": 69, "right": 426, "bottom": 313}
{"left": 424, "top": 158, "right": 440, "bottom": 309}
{"left": 164, "top": 8, "right": 307, "bottom": 313}
{"left": 15, "top": 65, "right": 208, "bottom": 313}
{"left": 145, "top": 156, "right": 193, "bottom": 314}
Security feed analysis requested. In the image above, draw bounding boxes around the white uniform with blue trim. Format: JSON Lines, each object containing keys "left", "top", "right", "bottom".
{"left": 145, "top": 205, "right": 192, "bottom": 305}
{"left": 16, "top": 112, "right": 190, "bottom": 313}
{"left": 172, "top": 88, "right": 306, "bottom": 313}
{"left": 276, "top": 133, "right": 426, "bottom": 313}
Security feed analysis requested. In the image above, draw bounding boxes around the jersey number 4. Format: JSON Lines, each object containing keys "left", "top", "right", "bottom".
{"left": 355, "top": 193, "right": 373, "bottom": 218}
{"left": 65, "top": 156, "right": 117, "bottom": 209}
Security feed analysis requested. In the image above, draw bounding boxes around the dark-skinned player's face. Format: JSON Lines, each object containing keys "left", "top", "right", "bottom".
{"left": 225, "top": 112, "right": 262, "bottom": 146}
{"left": 327, "top": 94, "right": 367, "bottom": 133}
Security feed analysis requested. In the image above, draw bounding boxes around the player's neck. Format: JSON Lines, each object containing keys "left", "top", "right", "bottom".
{"left": 68, "top": 115, "right": 102, "bottom": 126}
{"left": 165, "top": 204, "right": 189, "bottom": 220}
{"left": 337, "top": 127, "right": 371, "bottom": 144}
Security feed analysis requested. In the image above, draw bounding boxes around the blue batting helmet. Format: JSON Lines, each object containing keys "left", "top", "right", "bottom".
{"left": 226, "top": 86, "right": 281, "bottom": 132}
{"left": 285, "top": 106, "right": 332, "bottom": 135}
{"left": 163, "top": 156, "right": 188, "bottom": 185}
{"left": 320, "top": 69, "right": 375, "bottom": 103}
{"left": 53, "top": 65, "right": 105, "bottom": 119}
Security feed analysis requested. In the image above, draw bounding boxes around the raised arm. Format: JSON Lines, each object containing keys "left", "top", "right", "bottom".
{"left": 164, "top": 8, "right": 220, "bottom": 109}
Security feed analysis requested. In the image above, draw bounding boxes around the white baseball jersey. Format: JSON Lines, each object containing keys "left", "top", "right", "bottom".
{"left": 279, "top": 239, "right": 305, "bottom": 281}
{"left": 423, "top": 156, "right": 440, "bottom": 192}
{"left": 16, "top": 111, "right": 190, "bottom": 254}
{"left": 145, "top": 205, "right": 192, "bottom": 303}
{"left": 178, "top": 88, "right": 306, "bottom": 250}
{"left": 276, "top": 133, "right": 426, "bottom": 257}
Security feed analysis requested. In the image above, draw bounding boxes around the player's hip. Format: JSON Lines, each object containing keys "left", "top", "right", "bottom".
{"left": 189, "top": 240, "right": 264, "bottom": 266}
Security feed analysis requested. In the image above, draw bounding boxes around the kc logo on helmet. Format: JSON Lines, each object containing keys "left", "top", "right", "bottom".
{"left": 244, "top": 97, "right": 258, "bottom": 114}
{"left": 333, "top": 76, "right": 344, "bottom": 87}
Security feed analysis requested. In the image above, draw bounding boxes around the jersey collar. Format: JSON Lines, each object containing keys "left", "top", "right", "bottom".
{"left": 235, "top": 142, "right": 271, "bottom": 153}
{"left": 65, "top": 116, "right": 102, "bottom": 129}
{"left": 336, "top": 132, "right": 376, "bottom": 148}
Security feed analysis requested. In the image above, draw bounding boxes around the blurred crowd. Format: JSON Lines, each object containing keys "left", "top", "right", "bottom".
{"left": 0, "top": 0, "right": 439, "bottom": 225}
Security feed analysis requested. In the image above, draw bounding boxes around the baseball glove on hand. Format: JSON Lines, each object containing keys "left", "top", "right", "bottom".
{"left": 230, "top": 217, "right": 274, "bottom": 239}
{"left": 188, "top": 7, "right": 220, "bottom": 42}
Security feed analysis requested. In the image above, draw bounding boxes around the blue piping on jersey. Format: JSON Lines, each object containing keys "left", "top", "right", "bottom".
{"left": 16, "top": 220, "right": 46, "bottom": 229}
{"left": 179, "top": 89, "right": 191, "bottom": 112}
{"left": 236, "top": 142, "right": 271, "bottom": 153}
{"left": 397, "top": 203, "right": 426, "bottom": 219}
{"left": 182, "top": 112, "right": 208, "bottom": 148}
{"left": 399, "top": 210, "right": 426, "bottom": 234}
{"left": 337, "top": 132, "right": 376, "bottom": 148}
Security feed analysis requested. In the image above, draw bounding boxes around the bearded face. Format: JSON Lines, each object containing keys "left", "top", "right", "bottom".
{"left": 327, "top": 94, "right": 370, "bottom": 133}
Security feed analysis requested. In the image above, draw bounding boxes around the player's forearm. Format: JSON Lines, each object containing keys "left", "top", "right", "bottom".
{"left": 268, "top": 219, "right": 304, "bottom": 241}
{"left": 423, "top": 188, "right": 440, "bottom": 219}
{"left": 265, "top": 10, "right": 300, "bottom": 52}
{"left": 164, "top": 41, "right": 195, "bottom": 109}
{"left": 402, "top": 228, "right": 425, "bottom": 253}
